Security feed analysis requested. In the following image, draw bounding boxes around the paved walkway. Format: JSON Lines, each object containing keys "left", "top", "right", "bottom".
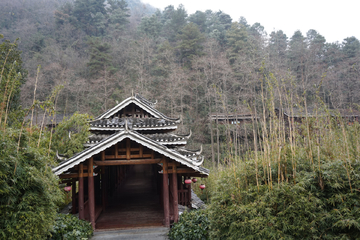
{"left": 91, "top": 227, "right": 169, "bottom": 240}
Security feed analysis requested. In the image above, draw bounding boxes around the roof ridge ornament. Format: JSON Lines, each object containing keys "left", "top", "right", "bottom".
{"left": 186, "top": 129, "right": 192, "bottom": 139}
{"left": 56, "top": 150, "right": 67, "bottom": 161}
{"left": 197, "top": 145, "right": 203, "bottom": 155}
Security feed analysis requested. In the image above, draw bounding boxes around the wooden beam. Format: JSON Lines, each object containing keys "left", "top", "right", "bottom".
{"left": 172, "top": 165, "right": 179, "bottom": 223}
{"left": 78, "top": 164, "right": 84, "bottom": 220}
{"left": 163, "top": 169, "right": 197, "bottom": 174}
{"left": 139, "top": 145, "right": 143, "bottom": 157}
{"left": 115, "top": 143, "right": 118, "bottom": 158}
{"left": 101, "top": 151, "right": 105, "bottom": 161}
{"left": 94, "top": 158, "right": 161, "bottom": 166}
{"left": 70, "top": 165, "right": 89, "bottom": 171}
{"left": 187, "top": 176, "right": 192, "bottom": 207}
{"left": 168, "top": 162, "right": 180, "bottom": 167}
{"left": 88, "top": 157, "right": 95, "bottom": 230}
{"left": 59, "top": 173, "right": 93, "bottom": 179}
{"left": 126, "top": 138, "right": 130, "bottom": 160}
{"left": 105, "top": 153, "right": 152, "bottom": 159}
{"left": 72, "top": 180, "right": 77, "bottom": 214}
{"left": 162, "top": 157, "right": 170, "bottom": 228}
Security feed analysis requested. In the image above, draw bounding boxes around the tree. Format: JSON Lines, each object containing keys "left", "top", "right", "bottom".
{"left": 73, "top": 0, "right": 107, "bottom": 35}
{"left": 188, "top": 11, "right": 207, "bottom": 33}
{"left": 0, "top": 35, "right": 27, "bottom": 122}
{"left": 288, "top": 30, "right": 306, "bottom": 82}
{"left": 138, "top": 11, "right": 162, "bottom": 38}
{"left": 107, "top": 0, "right": 130, "bottom": 35}
{"left": 206, "top": 10, "right": 232, "bottom": 46}
{"left": 52, "top": 113, "right": 91, "bottom": 158}
{"left": 268, "top": 30, "right": 288, "bottom": 68}
{"left": 0, "top": 35, "right": 62, "bottom": 240}
{"left": 226, "top": 22, "right": 249, "bottom": 64}
{"left": 342, "top": 36, "right": 360, "bottom": 60}
{"left": 87, "top": 38, "right": 114, "bottom": 77}
{"left": 177, "top": 23, "right": 205, "bottom": 67}
{"left": 161, "top": 5, "right": 188, "bottom": 42}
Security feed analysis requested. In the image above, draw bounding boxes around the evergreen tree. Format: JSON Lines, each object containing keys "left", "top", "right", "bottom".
{"left": 176, "top": 23, "right": 205, "bottom": 67}
{"left": 73, "top": 0, "right": 107, "bottom": 35}
{"left": 269, "top": 30, "right": 288, "bottom": 64}
{"left": 107, "top": 0, "right": 130, "bottom": 33}
{"left": 226, "top": 22, "right": 249, "bottom": 64}
{"left": 188, "top": 11, "right": 207, "bottom": 33}
{"left": 288, "top": 30, "right": 306, "bottom": 81}
{"left": 87, "top": 38, "right": 113, "bottom": 77}
{"left": 139, "top": 11, "right": 162, "bottom": 38}
{"left": 342, "top": 36, "right": 360, "bottom": 59}
{"left": 162, "top": 5, "right": 188, "bottom": 42}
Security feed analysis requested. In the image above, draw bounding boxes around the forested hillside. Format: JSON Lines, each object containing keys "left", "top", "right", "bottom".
{"left": 1, "top": 0, "right": 359, "bottom": 160}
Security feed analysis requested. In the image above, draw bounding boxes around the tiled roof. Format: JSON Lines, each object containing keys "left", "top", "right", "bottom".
{"left": 89, "top": 117, "right": 178, "bottom": 131}
{"left": 94, "top": 93, "right": 180, "bottom": 122}
{"left": 85, "top": 132, "right": 190, "bottom": 146}
{"left": 53, "top": 129, "right": 208, "bottom": 176}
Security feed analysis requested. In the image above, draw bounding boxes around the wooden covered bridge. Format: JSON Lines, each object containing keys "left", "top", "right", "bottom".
{"left": 52, "top": 94, "right": 209, "bottom": 230}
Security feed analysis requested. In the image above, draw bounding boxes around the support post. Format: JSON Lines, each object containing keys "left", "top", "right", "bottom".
{"left": 172, "top": 165, "right": 179, "bottom": 222}
{"left": 72, "top": 180, "right": 77, "bottom": 214}
{"left": 78, "top": 164, "right": 84, "bottom": 220}
{"left": 187, "top": 176, "right": 192, "bottom": 207}
{"left": 88, "top": 158, "right": 95, "bottom": 230}
{"left": 162, "top": 157, "right": 170, "bottom": 227}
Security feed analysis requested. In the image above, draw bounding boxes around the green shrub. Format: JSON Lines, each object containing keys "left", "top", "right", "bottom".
{"left": 0, "top": 130, "right": 63, "bottom": 240}
{"left": 168, "top": 209, "right": 210, "bottom": 240}
{"left": 207, "top": 158, "right": 360, "bottom": 239}
{"left": 50, "top": 213, "right": 93, "bottom": 240}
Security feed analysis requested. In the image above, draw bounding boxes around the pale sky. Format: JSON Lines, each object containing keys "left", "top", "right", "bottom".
{"left": 143, "top": 0, "right": 360, "bottom": 44}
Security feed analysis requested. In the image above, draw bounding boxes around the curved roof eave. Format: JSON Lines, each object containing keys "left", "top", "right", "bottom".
{"left": 52, "top": 130, "right": 209, "bottom": 176}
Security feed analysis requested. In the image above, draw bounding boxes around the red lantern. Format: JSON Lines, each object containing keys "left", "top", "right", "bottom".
{"left": 192, "top": 178, "right": 197, "bottom": 183}
{"left": 199, "top": 184, "right": 205, "bottom": 190}
{"left": 64, "top": 186, "right": 72, "bottom": 192}
{"left": 185, "top": 179, "right": 192, "bottom": 184}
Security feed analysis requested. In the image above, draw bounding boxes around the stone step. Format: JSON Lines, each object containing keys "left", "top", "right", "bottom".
{"left": 91, "top": 227, "right": 169, "bottom": 240}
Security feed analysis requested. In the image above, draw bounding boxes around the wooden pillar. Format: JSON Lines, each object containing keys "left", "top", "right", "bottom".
{"left": 88, "top": 158, "right": 96, "bottom": 230}
{"left": 78, "top": 164, "right": 85, "bottom": 220}
{"left": 72, "top": 180, "right": 77, "bottom": 214}
{"left": 169, "top": 174, "right": 174, "bottom": 219}
{"left": 162, "top": 157, "right": 170, "bottom": 227}
{"left": 126, "top": 138, "right": 130, "bottom": 160}
{"left": 172, "top": 165, "right": 179, "bottom": 222}
{"left": 187, "top": 176, "right": 192, "bottom": 207}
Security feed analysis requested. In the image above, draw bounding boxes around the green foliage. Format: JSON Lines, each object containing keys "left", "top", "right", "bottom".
{"left": 168, "top": 210, "right": 210, "bottom": 240}
{"left": 161, "top": 5, "right": 188, "bottom": 42}
{"left": 176, "top": 23, "right": 205, "bottom": 67}
{"left": 0, "top": 36, "right": 27, "bottom": 115}
{"left": 50, "top": 213, "right": 93, "bottom": 240}
{"left": 87, "top": 37, "right": 114, "bottom": 77}
{"left": 0, "top": 129, "right": 63, "bottom": 240}
{"left": 139, "top": 12, "right": 162, "bottom": 38}
{"left": 55, "top": 0, "right": 129, "bottom": 37}
{"left": 205, "top": 118, "right": 360, "bottom": 239}
{"left": 226, "top": 22, "right": 249, "bottom": 64}
{"left": 52, "top": 112, "right": 90, "bottom": 158}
